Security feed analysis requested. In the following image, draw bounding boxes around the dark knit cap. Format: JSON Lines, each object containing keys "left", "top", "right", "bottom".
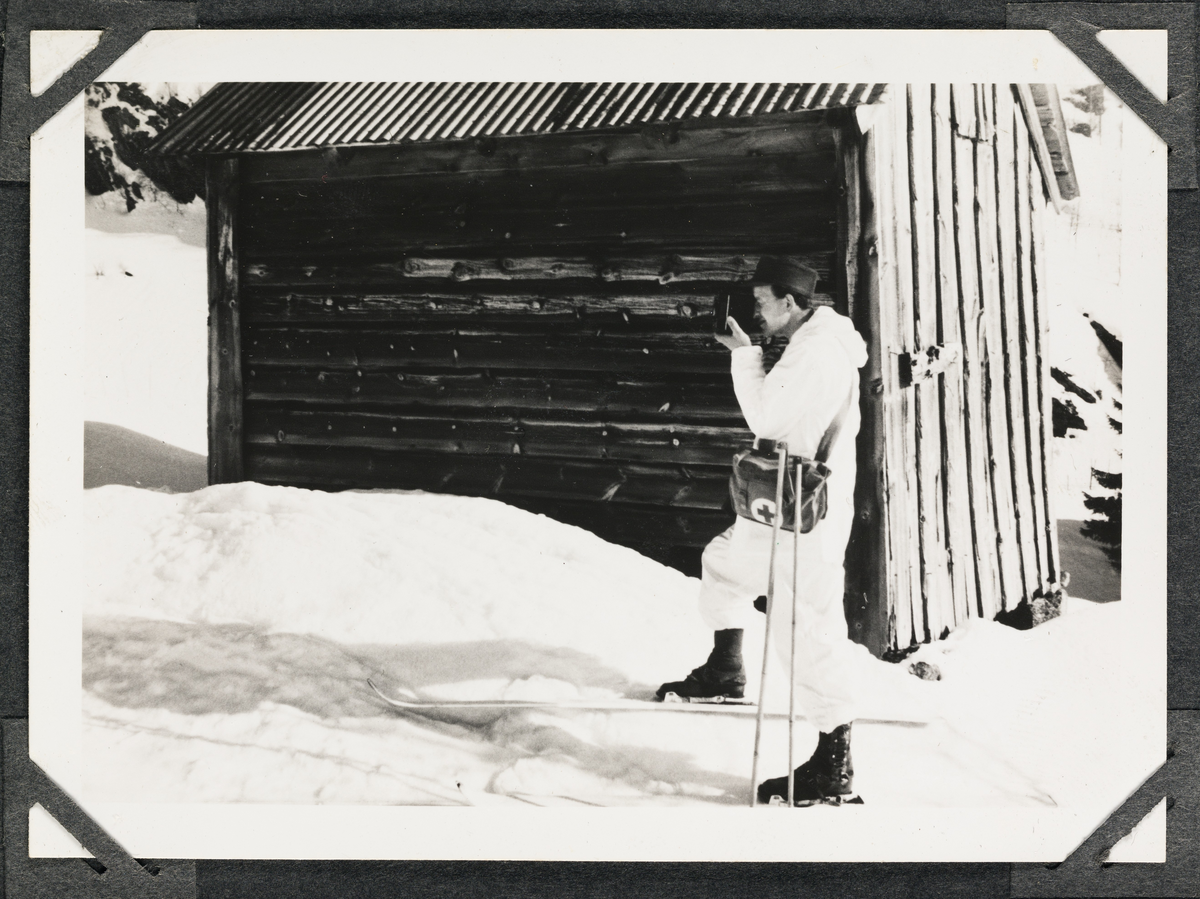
{"left": 751, "top": 256, "right": 819, "bottom": 298}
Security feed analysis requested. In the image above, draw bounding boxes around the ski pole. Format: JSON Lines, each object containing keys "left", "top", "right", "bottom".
{"left": 787, "top": 458, "right": 802, "bottom": 809}
{"left": 749, "top": 441, "right": 789, "bottom": 807}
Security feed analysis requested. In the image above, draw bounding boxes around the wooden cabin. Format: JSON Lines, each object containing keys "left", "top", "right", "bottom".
{"left": 150, "top": 82, "right": 1079, "bottom": 658}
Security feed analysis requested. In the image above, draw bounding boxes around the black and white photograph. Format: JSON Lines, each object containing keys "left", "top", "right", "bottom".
{"left": 28, "top": 30, "right": 1166, "bottom": 862}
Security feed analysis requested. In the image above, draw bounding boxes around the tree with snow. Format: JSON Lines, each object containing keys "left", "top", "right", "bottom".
{"left": 85, "top": 82, "right": 208, "bottom": 212}
{"left": 1044, "top": 84, "right": 1124, "bottom": 584}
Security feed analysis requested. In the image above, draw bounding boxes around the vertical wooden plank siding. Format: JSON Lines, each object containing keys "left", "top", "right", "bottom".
{"left": 950, "top": 84, "right": 1002, "bottom": 619}
{"left": 931, "top": 85, "right": 979, "bottom": 627}
{"left": 974, "top": 85, "right": 1025, "bottom": 611}
{"left": 975, "top": 82, "right": 993, "bottom": 143}
{"left": 207, "top": 156, "right": 244, "bottom": 484}
{"left": 890, "top": 91, "right": 923, "bottom": 647}
{"left": 907, "top": 85, "right": 954, "bottom": 640}
{"left": 953, "top": 83, "right": 979, "bottom": 138}
{"left": 993, "top": 85, "right": 1042, "bottom": 595}
{"left": 870, "top": 93, "right": 916, "bottom": 650}
{"left": 847, "top": 122, "right": 892, "bottom": 655}
{"left": 1012, "top": 91, "right": 1053, "bottom": 591}
{"left": 1029, "top": 152, "right": 1061, "bottom": 585}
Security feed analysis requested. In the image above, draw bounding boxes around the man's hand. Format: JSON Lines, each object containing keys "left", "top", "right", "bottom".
{"left": 715, "top": 316, "right": 753, "bottom": 351}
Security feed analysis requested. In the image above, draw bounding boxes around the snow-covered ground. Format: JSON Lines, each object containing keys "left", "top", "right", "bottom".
{"left": 80, "top": 482, "right": 1154, "bottom": 814}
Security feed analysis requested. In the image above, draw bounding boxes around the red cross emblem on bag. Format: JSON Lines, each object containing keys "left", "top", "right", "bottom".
{"left": 750, "top": 497, "right": 778, "bottom": 525}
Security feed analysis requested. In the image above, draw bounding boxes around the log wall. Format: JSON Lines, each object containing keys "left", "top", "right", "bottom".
{"left": 862, "top": 85, "right": 1062, "bottom": 654}
{"left": 221, "top": 115, "right": 849, "bottom": 558}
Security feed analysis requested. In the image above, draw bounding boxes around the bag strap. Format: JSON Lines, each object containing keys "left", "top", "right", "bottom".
{"left": 815, "top": 377, "right": 856, "bottom": 465}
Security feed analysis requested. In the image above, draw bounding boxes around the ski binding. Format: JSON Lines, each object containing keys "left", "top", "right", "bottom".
{"left": 766, "top": 793, "right": 865, "bottom": 808}
{"left": 658, "top": 691, "right": 752, "bottom": 706}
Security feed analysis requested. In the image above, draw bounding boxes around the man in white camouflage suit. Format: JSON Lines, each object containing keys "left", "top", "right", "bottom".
{"left": 656, "top": 256, "right": 874, "bottom": 806}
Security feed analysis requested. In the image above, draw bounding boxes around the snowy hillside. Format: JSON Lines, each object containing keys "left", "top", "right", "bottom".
{"left": 85, "top": 82, "right": 209, "bottom": 225}
{"left": 85, "top": 227, "right": 207, "bottom": 454}
{"left": 84, "top": 81, "right": 210, "bottom": 453}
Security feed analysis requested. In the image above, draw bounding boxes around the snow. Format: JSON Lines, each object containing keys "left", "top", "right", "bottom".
{"left": 86, "top": 193, "right": 206, "bottom": 247}
{"left": 84, "top": 484, "right": 709, "bottom": 678}
{"left": 1043, "top": 86, "right": 1127, "bottom": 522}
{"left": 85, "top": 226, "right": 207, "bottom": 454}
{"left": 82, "top": 483, "right": 1157, "bottom": 815}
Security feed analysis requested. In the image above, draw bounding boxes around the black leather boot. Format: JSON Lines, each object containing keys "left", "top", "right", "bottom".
{"left": 655, "top": 629, "right": 747, "bottom": 702}
{"left": 756, "top": 723, "right": 863, "bottom": 806}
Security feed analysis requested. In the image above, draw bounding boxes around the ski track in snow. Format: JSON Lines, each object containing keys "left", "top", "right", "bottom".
{"left": 81, "top": 482, "right": 1151, "bottom": 811}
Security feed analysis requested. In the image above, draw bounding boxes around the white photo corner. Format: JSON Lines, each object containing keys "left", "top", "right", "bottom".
{"left": 28, "top": 30, "right": 1166, "bottom": 862}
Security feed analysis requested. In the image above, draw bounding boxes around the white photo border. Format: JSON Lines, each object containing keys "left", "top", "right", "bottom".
{"left": 30, "top": 28, "right": 1168, "bottom": 861}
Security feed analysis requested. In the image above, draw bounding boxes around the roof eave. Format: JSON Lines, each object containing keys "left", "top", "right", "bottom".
{"left": 1018, "top": 83, "right": 1082, "bottom": 212}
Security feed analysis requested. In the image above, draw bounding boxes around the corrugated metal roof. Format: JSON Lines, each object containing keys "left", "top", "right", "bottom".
{"left": 150, "top": 82, "right": 887, "bottom": 154}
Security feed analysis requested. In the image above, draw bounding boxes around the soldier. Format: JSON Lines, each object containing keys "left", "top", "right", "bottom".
{"left": 656, "top": 256, "right": 871, "bottom": 805}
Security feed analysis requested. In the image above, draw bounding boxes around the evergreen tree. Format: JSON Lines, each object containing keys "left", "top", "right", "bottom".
{"left": 1081, "top": 467, "right": 1121, "bottom": 569}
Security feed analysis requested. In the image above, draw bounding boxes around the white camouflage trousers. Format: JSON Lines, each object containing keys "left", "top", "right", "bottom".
{"left": 697, "top": 502, "right": 872, "bottom": 732}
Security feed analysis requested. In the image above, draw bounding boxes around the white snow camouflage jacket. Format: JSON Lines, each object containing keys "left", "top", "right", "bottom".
{"left": 729, "top": 305, "right": 869, "bottom": 523}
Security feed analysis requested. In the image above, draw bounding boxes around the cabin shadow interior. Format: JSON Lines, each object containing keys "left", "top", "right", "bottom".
{"left": 149, "top": 82, "right": 1075, "bottom": 659}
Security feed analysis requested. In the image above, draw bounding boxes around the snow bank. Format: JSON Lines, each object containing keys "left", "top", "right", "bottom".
{"left": 82, "top": 484, "right": 775, "bottom": 805}
{"left": 85, "top": 483, "right": 712, "bottom": 689}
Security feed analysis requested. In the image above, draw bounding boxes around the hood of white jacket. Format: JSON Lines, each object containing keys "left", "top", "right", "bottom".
{"left": 790, "top": 306, "right": 869, "bottom": 370}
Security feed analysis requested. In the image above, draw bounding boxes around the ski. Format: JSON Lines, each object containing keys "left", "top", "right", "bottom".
{"left": 367, "top": 680, "right": 927, "bottom": 726}
{"left": 367, "top": 679, "right": 758, "bottom": 715}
